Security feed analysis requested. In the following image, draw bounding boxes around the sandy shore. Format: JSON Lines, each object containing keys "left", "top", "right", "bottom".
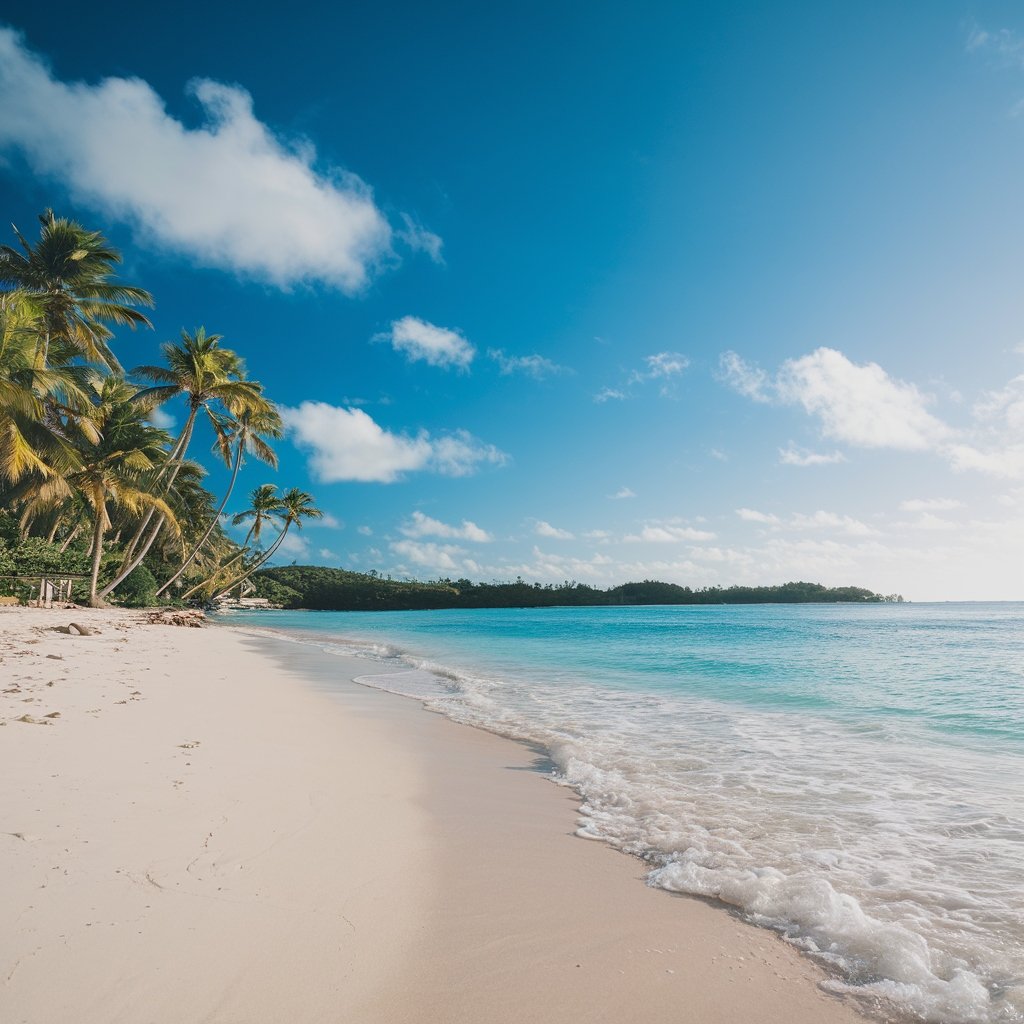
{"left": 0, "top": 608, "right": 876, "bottom": 1023}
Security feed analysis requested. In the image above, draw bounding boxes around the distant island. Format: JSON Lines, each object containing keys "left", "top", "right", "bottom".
{"left": 253, "top": 566, "right": 903, "bottom": 611}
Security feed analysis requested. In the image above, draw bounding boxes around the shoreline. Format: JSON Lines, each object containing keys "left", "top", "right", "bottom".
{"left": 1, "top": 608, "right": 879, "bottom": 1023}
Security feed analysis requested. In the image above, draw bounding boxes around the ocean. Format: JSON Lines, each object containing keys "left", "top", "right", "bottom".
{"left": 225, "top": 602, "right": 1024, "bottom": 1023}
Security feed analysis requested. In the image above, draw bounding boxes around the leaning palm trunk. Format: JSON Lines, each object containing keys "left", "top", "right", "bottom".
{"left": 155, "top": 439, "right": 242, "bottom": 597}
{"left": 210, "top": 525, "right": 290, "bottom": 600}
{"left": 118, "top": 411, "right": 196, "bottom": 567}
{"left": 59, "top": 524, "right": 81, "bottom": 553}
{"left": 179, "top": 545, "right": 251, "bottom": 601}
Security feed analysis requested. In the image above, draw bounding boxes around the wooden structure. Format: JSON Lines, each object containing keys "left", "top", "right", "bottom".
{"left": 0, "top": 574, "right": 88, "bottom": 608}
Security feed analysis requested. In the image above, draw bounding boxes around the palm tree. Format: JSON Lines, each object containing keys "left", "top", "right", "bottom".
{"left": 113, "top": 327, "right": 270, "bottom": 579}
{"left": 19, "top": 376, "right": 178, "bottom": 604}
{"left": 0, "top": 290, "right": 96, "bottom": 485}
{"left": 233, "top": 484, "right": 286, "bottom": 547}
{"left": 184, "top": 488, "right": 321, "bottom": 602}
{"left": 154, "top": 402, "right": 282, "bottom": 597}
{"left": 0, "top": 210, "right": 153, "bottom": 370}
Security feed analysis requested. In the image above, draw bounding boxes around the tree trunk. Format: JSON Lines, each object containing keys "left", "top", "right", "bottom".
{"left": 88, "top": 500, "right": 105, "bottom": 606}
{"left": 156, "top": 439, "right": 242, "bottom": 597}
{"left": 59, "top": 524, "right": 81, "bottom": 553}
{"left": 119, "top": 408, "right": 197, "bottom": 568}
{"left": 210, "top": 524, "right": 290, "bottom": 601}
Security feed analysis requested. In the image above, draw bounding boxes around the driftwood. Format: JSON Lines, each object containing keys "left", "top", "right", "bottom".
{"left": 56, "top": 622, "right": 99, "bottom": 636}
{"left": 145, "top": 609, "right": 205, "bottom": 628}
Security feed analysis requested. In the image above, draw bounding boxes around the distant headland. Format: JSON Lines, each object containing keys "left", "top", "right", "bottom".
{"left": 253, "top": 566, "right": 903, "bottom": 611}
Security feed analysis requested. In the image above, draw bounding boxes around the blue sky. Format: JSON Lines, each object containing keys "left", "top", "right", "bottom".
{"left": 2, "top": 3, "right": 1024, "bottom": 599}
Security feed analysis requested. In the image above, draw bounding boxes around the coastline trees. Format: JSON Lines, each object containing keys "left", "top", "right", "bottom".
{"left": 0, "top": 211, "right": 319, "bottom": 607}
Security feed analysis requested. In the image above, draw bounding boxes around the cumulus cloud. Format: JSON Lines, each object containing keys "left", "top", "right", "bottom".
{"left": 722, "top": 348, "right": 949, "bottom": 450}
{"left": 625, "top": 524, "right": 716, "bottom": 543}
{"left": 737, "top": 507, "right": 875, "bottom": 536}
{"left": 401, "top": 511, "right": 492, "bottom": 542}
{"left": 775, "top": 349, "right": 949, "bottom": 450}
{"left": 778, "top": 444, "right": 846, "bottom": 467}
{"left": 897, "top": 514, "right": 957, "bottom": 532}
{"left": 384, "top": 316, "right": 475, "bottom": 370}
{"left": 0, "top": 28, "right": 403, "bottom": 291}
{"left": 275, "top": 532, "right": 310, "bottom": 559}
{"left": 899, "top": 498, "right": 964, "bottom": 512}
{"left": 789, "top": 511, "right": 877, "bottom": 537}
{"left": 534, "top": 520, "right": 574, "bottom": 540}
{"left": 488, "top": 349, "right": 570, "bottom": 379}
{"left": 736, "top": 508, "right": 780, "bottom": 524}
{"left": 390, "top": 539, "right": 465, "bottom": 572}
{"left": 608, "top": 487, "right": 636, "bottom": 499}
{"left": 594, "top": 387, "right": 627, "bottom": 403}
{"left": 282, "top": 402, "right": 506, "bottom": 483}
{"left": 718, "top": 347, "right": 1024, "bottom": 478}
{"left": 149, "top": 406, "right": 177, "bottom": 431}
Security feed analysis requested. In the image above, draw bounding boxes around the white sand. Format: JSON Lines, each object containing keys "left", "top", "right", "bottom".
{"left": 0, "top": 609, "right": 878, "bottom": 1023}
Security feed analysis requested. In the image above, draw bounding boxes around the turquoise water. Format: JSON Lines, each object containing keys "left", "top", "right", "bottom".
{"left": 227, "top": 602, "right": 1024, "bottom": 1023}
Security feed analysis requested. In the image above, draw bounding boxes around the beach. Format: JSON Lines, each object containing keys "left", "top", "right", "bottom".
{"left": 0, "top": 607, "right": 875, "bottom": 1023}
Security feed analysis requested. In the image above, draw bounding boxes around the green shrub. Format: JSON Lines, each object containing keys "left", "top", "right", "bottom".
{"left": 117, "top": 565, "right": 159, "bottom": 607}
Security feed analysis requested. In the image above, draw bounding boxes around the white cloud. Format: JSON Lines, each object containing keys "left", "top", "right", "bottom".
{"left": 967, "top": 24, "right": 1024, "bottom": 66}
{"left": 275, "top": 532, "right": 310, "bottom": 559}
{"left": 488, "top": 349, "right": 569, "bottom": 379}
{"left": 789, "top": 511, "right": 878, "bottom": 537}
{"left": 396, "top": 213, "right": 443, "bottom": 264}
{"left": 401, "top": 511, "right": 492, "bottom": 542}
{"left": 318, "top": 548, "right": 338, "bottom": 559}
{"left": 282, "top": 402, "right": 506, "bottom": 483}
{"left": 390, "top": 539, "right": 464, "bottom": 573}
{"left": 629, "top": 351, "right": 689, "bottom": 390}
{"left": 737, "top": 506, "right": 875, "bottom": 536}
{"left": 778, "top": 444, "right": 846, "bottom": 467}
{"left": 736, "top": 508, "right": 780, "bottom": 524}
{"left": 899, "top": 498, "right": 964, "bottom": 512}
{"left": 897, "top": 514, "right": 957, "bottom": 532}
{"left": 608, "top": 487, "right": 636, "bottom": 499}
{"left": 317, "top": 513, "right": 343, "bottom": 529}
{"left": 583, "top": 529, "right": 612, "bottom": 541}
{"left": 357, "top": 525, "right": 373, "bottom": 536}
{"left": 775, "top": 348, "right": 949, "bottom": 451}
{"left": 625, "top": 524, "right": 716, "bottom": 543}
{"left": 385, "top": 316, "right": 475, "bottom": 370}
{"left": 534, "top": 520, "right": 574, "bottom": 540}
{"left": 149, "top": 406, "right": 177, "bottom": 430}
{"left": 600, "top": 351, "right": 689, "bottom": 402}
{"left": 725, "top": 347, "right": 1024, "bottom": 479}
{"left": 722, "top": 347, "right": 948, "bottom": 449}
{"left": 0, "top": 29, "right": 396, "bottom": 292}
{"left": 946, "top": 442, "right": 1024, "bottom": 478}
{"left": 719, "top": 351, "right": 772, "bottom": 402}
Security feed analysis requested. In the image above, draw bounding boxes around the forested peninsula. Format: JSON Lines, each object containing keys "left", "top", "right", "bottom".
{"left": 254, "top": 565, "right": 902, "bottom": 611}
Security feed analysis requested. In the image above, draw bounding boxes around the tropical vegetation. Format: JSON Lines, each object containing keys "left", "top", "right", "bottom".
{"left": 0, "top": 210, "right": 319, "bottom": 606}
{"left": 254, "top": 566, "right": 902, "bottom": 611}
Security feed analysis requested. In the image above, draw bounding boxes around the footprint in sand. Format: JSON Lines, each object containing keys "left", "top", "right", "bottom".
{"left": 178, "top": 741, "right": 201, "bottom": 749}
